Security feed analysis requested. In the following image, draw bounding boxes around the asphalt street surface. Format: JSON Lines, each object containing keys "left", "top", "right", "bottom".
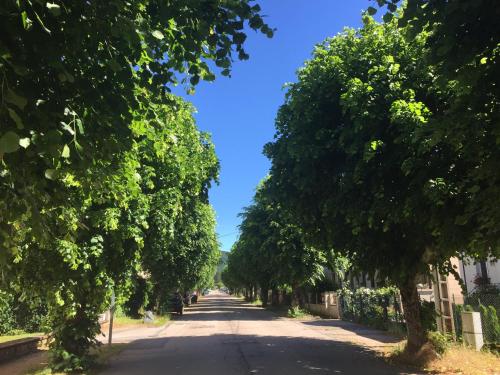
{"left": 99, "top": 293, "right": 419, "bottom": 375}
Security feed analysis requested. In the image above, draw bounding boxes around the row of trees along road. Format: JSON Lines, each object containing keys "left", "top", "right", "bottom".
{"left": 226, "top": 1, "right": 500, "bottom": 356}
{"left": 222, "top": 179, "right": 326, "bottom": 307}
{"left": 0, "top": 0, "right": 272, "bottom": 371}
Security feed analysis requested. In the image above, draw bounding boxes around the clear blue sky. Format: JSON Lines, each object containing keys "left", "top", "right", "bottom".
{"left": 177, "top": 1, "right": 374, "bottom": 252}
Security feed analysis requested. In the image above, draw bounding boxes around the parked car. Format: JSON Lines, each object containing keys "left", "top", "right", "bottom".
{"left": 191, "top": 292, "right": 198, "bottom": 303}
{"left": 183, "top": 292, "right": 192, "bottom": 306}
{"left": 168, "top": 292, "right": 184, "bottom": 315}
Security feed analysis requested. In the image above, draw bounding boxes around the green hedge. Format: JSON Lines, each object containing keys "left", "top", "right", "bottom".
{"left": 0, "top": 290, "right": 49, "bottom": 334}
{"left": 123, "top": 277, "right": 153, "bottom": 318}
{"left": 338, "top": 287, "right": 437, "bottom": 333}
{"left": 338, "top": 287, "right": 403, "bottom": 330}
{"left": 0, "top": 291, "right": 15, "bottom": 334}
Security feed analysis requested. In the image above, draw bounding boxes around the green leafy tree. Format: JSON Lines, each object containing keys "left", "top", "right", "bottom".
{"left": 226, "top": 180, "right": 325, "bottom": 306}
{"left": 264, "top": 16, "right": 486, "bottom": 353}
{"left": 223, "top": 243, "right": 255, "bottom": 297}
{"left": 138, "top": 99, "right": 220, "bottom": 309}
{"left": 1, "top": 1, "right": 269, "bottom": 368}
{"left": 373, "top": 0, "right": 500, "bottom": 255}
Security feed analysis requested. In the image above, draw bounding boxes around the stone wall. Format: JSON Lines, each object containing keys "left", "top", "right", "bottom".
{"left": 0, "top": 337, "right": 41, "bottom": 363}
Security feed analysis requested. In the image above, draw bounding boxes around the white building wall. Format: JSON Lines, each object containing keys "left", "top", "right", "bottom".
{"left": 459, "top": 257, "right": 500, "bottom": 294}
{"left": 486, "top": 259, "right": 500, "bottom": 285}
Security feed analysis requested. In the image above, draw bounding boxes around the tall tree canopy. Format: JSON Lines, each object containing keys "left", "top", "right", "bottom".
{"left": 0, "top": 0, "right": 271, "bottom": 263}
{"left": 265, "top": 15, "right": 497, "bottom": 353}
{"left": 0, "top": 0, "right": 269, "bottom": 370}
{"left": 224, "top": 180, "right": 325, "bottom": 306}
{"left": 136, "top": 97, "right": 221, "bottom": 310}
{"left": 373, "top": 0, "right": 500, "bottom": 253}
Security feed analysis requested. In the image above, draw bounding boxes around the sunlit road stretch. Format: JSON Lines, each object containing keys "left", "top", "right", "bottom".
{"left": 99, "top": 292, "right": 421, "bottom": 375}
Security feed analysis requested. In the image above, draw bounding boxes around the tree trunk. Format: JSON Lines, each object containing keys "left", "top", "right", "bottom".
{"left": 298, "top": 287, "right": 306, "bottom": 308}
{"left": 291, "top": 284, "right": 300, "bottom": 307}
{"left": 399, "top": 276, "right": 427, "bottom": 354}
{"left": 271, "top": 289, "right": 279, "bottom": 306}
{"left": 260, "top": 288, "right": 269, "bottom": 307}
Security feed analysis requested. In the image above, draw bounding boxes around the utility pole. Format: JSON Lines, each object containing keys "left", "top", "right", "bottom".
{"left": 108, "top": 290, "right": 116, "bottom": 346}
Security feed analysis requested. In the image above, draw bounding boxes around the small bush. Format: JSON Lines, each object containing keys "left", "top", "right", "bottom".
{"left": 480, "top": 304, "right": 500, "bottom": 345}
{"left": 0, "top": 291, "right": 15, "bottom": 334}
{"left": 337, "top": 286, "right": 402, "bottom": 330}
{"left": 0, "top": 290, "right": 50, "bottom": 334}
{"left": 287, "top": 306, "right": 307, "bottom": 318}
{"left": 123, "top": 277, "right": 153, "bottom": 318}
{"left": 428, "top": 331, "right": 450, "bottom": 355}
{"left": 14, "top": 298, "right": 50, "bottom": 333}
{"left": 6, "top": 329, "right": 25, "bottom": 336}
{"left": 420, "top": 300, "right": 438, "bottom": 333}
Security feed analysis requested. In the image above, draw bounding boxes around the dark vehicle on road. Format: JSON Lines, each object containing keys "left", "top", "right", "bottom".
{"left": 169, "top": 292, "right": 184, "bottom": 315}
{"left": 183, "top": 292, "right": 192, "bottom": 306}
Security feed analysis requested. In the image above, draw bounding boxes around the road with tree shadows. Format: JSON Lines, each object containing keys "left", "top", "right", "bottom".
{"left": 100, "top": 293, "right": 420, "bottom": 375}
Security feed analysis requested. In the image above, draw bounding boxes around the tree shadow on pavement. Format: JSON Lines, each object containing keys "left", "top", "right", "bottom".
{"left": 181, "top": 298, "right": 282, "bottom": 322}
{"left": 301, "top": 320, "right": 402, "bottom": 345}
{"left": 99, "top": 333, "right": 423, "bottom": 375}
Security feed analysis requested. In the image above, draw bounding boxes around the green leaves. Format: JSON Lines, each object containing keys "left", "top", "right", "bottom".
{"left": 266, "top": 16, "right": 456, "bottom": 288}
{"left": 61, "top": 145, "right": 70, "bottom": 158}
{"left": 0, "top": 131, "right": 20, "bottom": 154}
{"left": 370, "top": 140, "right": 383, "bottom": 151}
{"left": 5, "top": 89, "right": 27, "bottom": 110}
{"left": 225, "top": 179, "right": 325, "bottom": 293}
{"left": 46, "top": 2, "right": 61, "bottom": 16}
{"left": 387, "top": 3, "right": 398, "bottom": 12}
{"left": 151, "top": 30, "right": 164, "bottom": 40}
{"left": 21, "top": 11, "right": 32, "bottom": 30}
{"left": 19, "top": 138, "right": 30, "bottom": 149}
{"left": 44, "top": 169, "right": 58, "bottom": 180}
{"left": 0, "top": 0, "right": 267, "bottom": 370}
{"left": 383, "top": 13, "right": 394, "bottom": 23}
{"left": 7, "top": 108, "right": 24, "bottom": 129}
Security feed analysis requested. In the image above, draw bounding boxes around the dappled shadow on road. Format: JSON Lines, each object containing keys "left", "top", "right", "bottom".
{"left": 179, "top": 308, "right": 273, "bottom": 321}
{"left": 186, "top": 298, "right": 400, "bottom": 348}
{"left": 99, "top": 296, "right": 422, "bottom": 375}
{"left": 99, "top": 333, "right": 422, "bottom": 375}
{"left": 180, "top": 297, "right": 281, "bottom": 322}
{"left": 301, "top": 320, "right": 402, "bottom": 345}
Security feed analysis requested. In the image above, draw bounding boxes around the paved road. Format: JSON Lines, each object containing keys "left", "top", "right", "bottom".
{"left": 100, "top": 294, "right": 418, "bottom": 375}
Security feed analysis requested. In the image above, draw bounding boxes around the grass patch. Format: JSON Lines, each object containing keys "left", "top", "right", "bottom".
{"left": 149, "top": 315, "right": 170, "bottom": 326}
{"left": 112, "top": 314, "right": 170, "bottom": 329}
{"left": 264, "top": 304, "right": 315, "bottom": 320}
{"left": 287, "top": 306, "right": 309, "bottom": 319}
{"left": 113, "top": 316, "right": 142, "bottom": 325}
{"left": 425, "top": 344, "right": 500, "bottom": 375}
{"left": 0, "top": 332, "right": 44, "bottom": 344}
{"left": 388, "top": 341, "right": 500, "bottom": 375}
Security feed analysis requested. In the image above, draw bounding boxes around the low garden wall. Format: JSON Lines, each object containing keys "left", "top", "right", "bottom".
{"left": 305, "top": 291, "right": 340, "bottom": 319}
{"left": 0, "top": 337, "right": 42, "bottom": 362}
